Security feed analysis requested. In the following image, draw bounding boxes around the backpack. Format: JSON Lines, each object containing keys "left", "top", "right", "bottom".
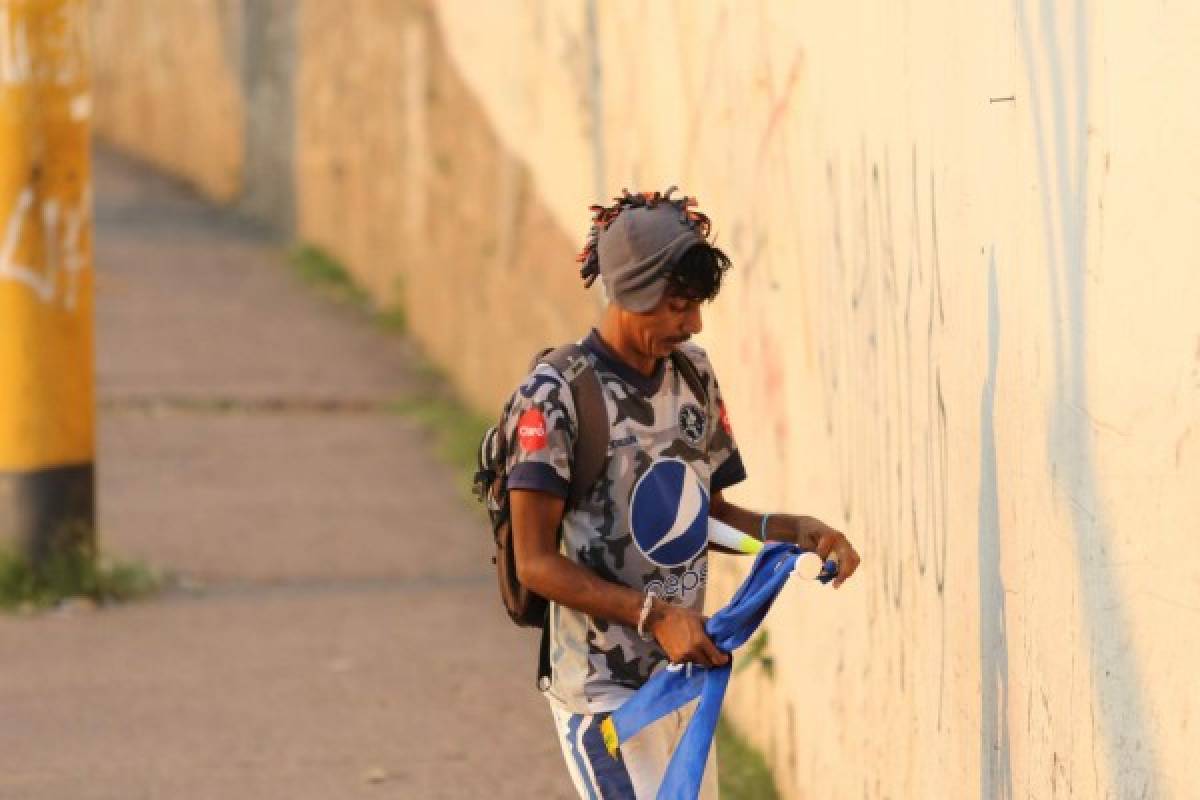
{"left": 472, "top": 342, "right": 709, "bottom": 685}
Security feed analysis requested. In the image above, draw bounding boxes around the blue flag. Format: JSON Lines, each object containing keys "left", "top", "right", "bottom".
{"left": 602, "top": 542, "right": 810, "bottom": 800}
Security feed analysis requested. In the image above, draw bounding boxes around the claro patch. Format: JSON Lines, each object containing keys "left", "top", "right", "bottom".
{"left": 516, "top": 408, "right": 548, "bottom": 452}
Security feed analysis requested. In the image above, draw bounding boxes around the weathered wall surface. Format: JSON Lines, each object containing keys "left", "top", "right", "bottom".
{"left": 89, "top": 1, "right": 1200, "bottom": 797}
{"left": 91, "top": 0, "right": 294, "bottom": 225}
{"left": 91, "top": 0, "right": 596, "bottom": 410}
{"left": 91, "top": 0, "right": 244, "bottom": 202}
{"left": 436, "top": 3, "right": 1200, "bottom": 797}
{"left": 293, "top": 0, "right": 595, "bottom": 408}
{"left": 238, "top": 0, "right": 295, "bottom": 228}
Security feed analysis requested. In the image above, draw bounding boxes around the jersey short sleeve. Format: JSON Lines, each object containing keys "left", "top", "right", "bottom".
{"left": 502, "top": 363, "right": 577, "bottom": 498}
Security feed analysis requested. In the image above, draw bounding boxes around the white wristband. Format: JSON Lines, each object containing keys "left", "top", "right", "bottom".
{"left": 636, "top": 590, "right": 658, "bottom": 641}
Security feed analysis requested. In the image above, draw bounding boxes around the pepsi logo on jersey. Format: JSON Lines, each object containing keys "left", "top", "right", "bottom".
{"left": 644, "top": 560, "right": 708, "bottom": 603}
{"left": 629, "top": 458, "right": 709, "bottom": 567}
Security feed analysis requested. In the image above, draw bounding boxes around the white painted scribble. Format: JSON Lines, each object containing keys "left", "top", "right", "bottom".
{"left": 0, "top": 6, "right": 32, "bottom": 87}
{"left": 69, "top": 92, "right": 91, "bottom": 120}
{"left": 0, "top": 2, "right": 89, "bottom": 88}
{"left": 0, "top": 185, "right": 90, "bottom": 309}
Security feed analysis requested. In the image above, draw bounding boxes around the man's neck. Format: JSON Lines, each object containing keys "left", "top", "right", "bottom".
{"left": 597, "top": 313, "right": 660, "bottom": 377}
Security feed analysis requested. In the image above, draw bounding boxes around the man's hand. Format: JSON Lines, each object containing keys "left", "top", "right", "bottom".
{"left": 774, "top": 515, "right": 861, "bottom": 589}
{"left": 709, "top": 494, "right": 863, "bottom": 588}
{"left": 646, "top": 601, "right": 730, "bottom": 668}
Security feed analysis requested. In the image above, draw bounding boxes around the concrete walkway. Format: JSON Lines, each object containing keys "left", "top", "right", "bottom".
{"left": 0, "top": 149, "right": 572, "bottom": 799}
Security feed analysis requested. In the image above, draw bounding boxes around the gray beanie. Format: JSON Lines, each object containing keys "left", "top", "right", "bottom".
{"left": 577, "top": 188, "right": 712, "bottom": 312}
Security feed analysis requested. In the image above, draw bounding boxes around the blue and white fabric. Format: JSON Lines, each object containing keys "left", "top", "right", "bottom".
{"left": 604, "top": 542, "right": 806, "bottom": 800}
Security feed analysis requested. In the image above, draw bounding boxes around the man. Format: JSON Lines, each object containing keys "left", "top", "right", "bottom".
{"left": 502, "top": 188, "right": 861, "bottom": 798}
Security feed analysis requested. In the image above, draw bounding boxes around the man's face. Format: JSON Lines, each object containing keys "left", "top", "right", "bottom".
{"left": 622, "top": 291, "right": 704, "bottom": 358}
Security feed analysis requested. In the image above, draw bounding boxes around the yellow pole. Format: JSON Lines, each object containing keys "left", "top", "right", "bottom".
{"left": 0, "top": 0, "right": 94, "bottom": 563}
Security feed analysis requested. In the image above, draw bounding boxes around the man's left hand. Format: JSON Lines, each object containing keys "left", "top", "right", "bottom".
{"left": 773, "top": 515, "right": 861, "bottom": 589}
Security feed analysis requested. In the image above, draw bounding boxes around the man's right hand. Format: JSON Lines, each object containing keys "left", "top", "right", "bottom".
{"left": 647, "top": 601, "right": 730, "bottom": 668}
{"left": 510, "top": 488, "right": 729, "bottom": 669}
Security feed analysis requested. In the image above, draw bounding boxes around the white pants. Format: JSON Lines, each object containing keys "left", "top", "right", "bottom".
{"left": 548, "top": 699, "right": 719, "bottom": 799}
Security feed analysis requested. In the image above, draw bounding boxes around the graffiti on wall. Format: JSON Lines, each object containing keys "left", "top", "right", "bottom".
{"left": 1, "top": 0, "right": 92, "bottom": 310}
{"left": 816, "top": 143, "right": 951, "bottom": 718}
{"left": 0, "top": 183, "right": 90, "bottom": 309}
{"left": 0, "top": 1, "right": 89, "bottom": 88}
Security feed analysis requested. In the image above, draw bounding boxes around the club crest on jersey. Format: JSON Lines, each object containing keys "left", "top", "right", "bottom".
{"left": 629, "top": 458, "right": 709, "bottom": 566}
{"left": 678, "top": 403, "right": 706, "bottom": 446}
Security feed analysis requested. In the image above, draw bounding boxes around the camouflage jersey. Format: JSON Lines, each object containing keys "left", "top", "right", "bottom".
{"left": 503, "top": 329, "right": 746, "bottom": 713}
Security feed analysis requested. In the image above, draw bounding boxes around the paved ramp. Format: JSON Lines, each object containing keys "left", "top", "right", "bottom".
{"left": 0, "top": 148, "right": 571, "bottom": 800}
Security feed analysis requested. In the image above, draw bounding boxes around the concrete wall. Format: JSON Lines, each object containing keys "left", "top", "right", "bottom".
{"left": 292, "top": 0, "right": 596, "bottom": 408}
{"left": 91, "top": 0, "right": 244, "bottom": 202}
{"left": 91, "top": 0, "right": 294, "bottom": 225}
{"left": 238, "top": 0, "right": 295, "bottom": 228}
{"left": 89, "top": 1, "right": 1200, "bottom": 797}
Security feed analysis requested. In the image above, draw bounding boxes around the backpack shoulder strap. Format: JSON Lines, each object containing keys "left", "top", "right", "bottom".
{"left": 669, "top": 348, "right": 709, "bottom": 408}
{"left": 539, "top": 344, "right": 608, "bottom": 509}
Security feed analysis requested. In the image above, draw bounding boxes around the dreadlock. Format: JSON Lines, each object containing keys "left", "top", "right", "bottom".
{"left": 576, "top": 186, "right": 714, "bottom": 289}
